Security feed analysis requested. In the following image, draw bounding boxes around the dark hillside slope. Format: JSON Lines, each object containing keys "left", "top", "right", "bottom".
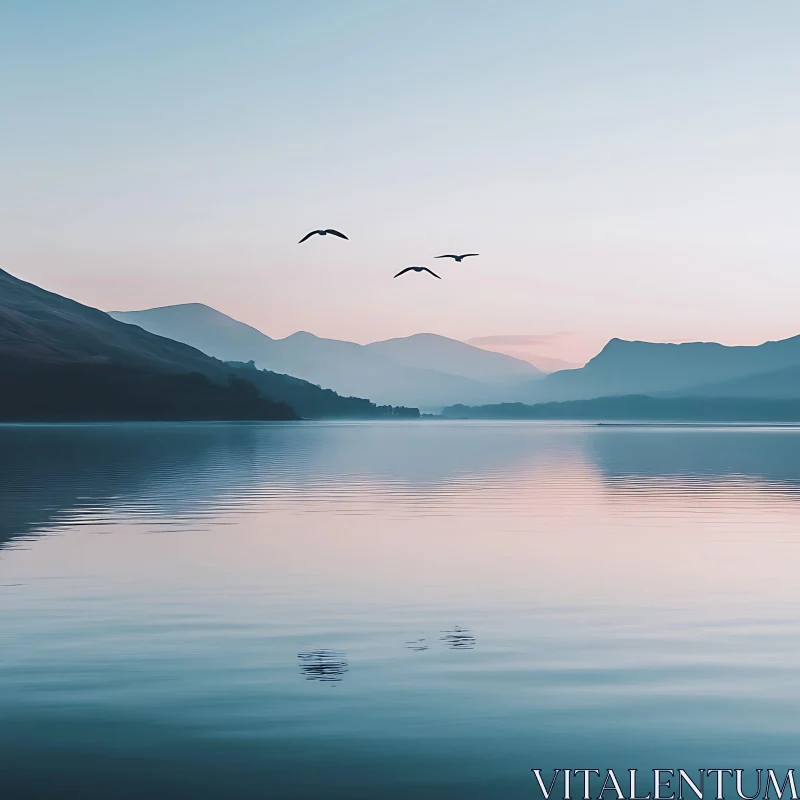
{"left": 227, "top": 360, "right": 419, "bottom": 419}
{"left": 0, "top": 358, "right": 296, "bottom": 422}
{"left": 0, "top": 268, "right": 224, "bottom": 372}
{"left": 0, "top": 269, "right": 414, "bottom": 420}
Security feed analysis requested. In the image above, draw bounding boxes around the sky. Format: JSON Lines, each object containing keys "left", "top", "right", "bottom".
{"left": 1, "top": 1, "right": 800, "bottom": 365}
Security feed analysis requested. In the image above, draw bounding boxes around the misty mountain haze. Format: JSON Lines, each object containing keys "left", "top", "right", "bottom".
{"left": 465, "top": 335, "right": 581, "bottom": 373}
{"left": 110, "top": 304, "right": 542, "bottom": 408}
{"left": 365, "top": 334, "right": 541, "bottom": 383}
{"left": 110, "top": 304, "right": 800, "bottom": 409}
{"left": 510, "top": 353, "right": 579, "bottom": 373}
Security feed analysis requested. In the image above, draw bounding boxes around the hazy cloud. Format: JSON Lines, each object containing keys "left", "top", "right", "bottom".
{"left": 468, "top": 334, "right": 570, "bottom": 348}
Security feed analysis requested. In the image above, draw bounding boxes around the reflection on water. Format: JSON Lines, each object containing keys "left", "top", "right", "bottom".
{"left": 4, "top": 422, "right": 800, "bottom": 552}
{"left": 440, "top": 626, "right": 476, "bottom": 650}
{"left": 3, "top": 421, "right": 800, "bottom": 799}
{"left": 297, "top": 649, "right": 349, "bottom": 682}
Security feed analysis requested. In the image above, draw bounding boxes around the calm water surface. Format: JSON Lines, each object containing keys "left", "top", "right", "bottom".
{"left": 2, "top": 421, "right": 800, "bottom": 799}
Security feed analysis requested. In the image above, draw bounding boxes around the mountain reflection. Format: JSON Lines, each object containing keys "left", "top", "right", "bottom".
{"left": 586, "top": 427, "right": 800, "bottom": 492}
{"left": 0, "top": 421, "right": 576, "bottom": 549}
{"left": 3, "top": 422, "right": 800, "bottom": 551}
{"left": 0, "top": 423, "right": 308, "bottom": 548}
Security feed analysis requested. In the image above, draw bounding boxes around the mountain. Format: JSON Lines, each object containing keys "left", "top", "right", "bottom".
{"left": 530, "top": 335, "right": 800, "bottom": 402}
{"left": 442, "top": 395, "right": 800, "bottom": 422}
{"left": 243, "top": 329, "right": 491, "bottom": 408}
{"left": 666, "top": 364, "right": 800, "bottom": 399}
{"left": 1, "top": 273, "right": 231, "bottom": 373}
{"left": 364, "top": 333, "right": 541, "bottom": 383}
{"left": 0, "top": 269, "right": 414, "bottom": 420}
{"left": 110, "top": 304, "right": 540, "bottom": 407}
{"left": 0, "top": 360, "right": 296, "bottom": 422}
{"left": 108, "top": 303, "right": 273, "bottom": 364}
{"left": 0, "top": 265, "right": 294, "bottom": 420}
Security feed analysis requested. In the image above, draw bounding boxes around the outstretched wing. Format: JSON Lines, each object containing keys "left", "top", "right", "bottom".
{"left": 459, "top": 253, "right": 479, "bottom": 258}
{"left": 325, "top": 229, "right": 349, "bottom": 240}
{"left": 298, "top": 231, "right": 318, "bottom": 243}
{"left": 423, "top": 267, "right": 442, "bottom": 279}
{"left": 434, "top": 254, "right": 458, "bottom": 260}
{"left": 394, "top": 267, "right": 414, "bottom": 278}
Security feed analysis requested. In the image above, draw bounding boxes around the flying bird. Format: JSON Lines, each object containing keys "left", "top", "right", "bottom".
{"left": 298, "top": 229, "right": 349, "bottom": 243}
{"left": 434, "top": 253, "right": 479, "bottom": 262}
{"left": 394, "top": 266, "right": 441, "bottom": 279}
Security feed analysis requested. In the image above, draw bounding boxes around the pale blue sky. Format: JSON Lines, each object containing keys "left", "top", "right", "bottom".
{"left": 2, "top": 1, "right": 799, "bottom": 362}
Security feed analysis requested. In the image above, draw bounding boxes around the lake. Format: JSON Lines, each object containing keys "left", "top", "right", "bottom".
{"left": 2, "top": 421, "right": 800, "bottom": 799}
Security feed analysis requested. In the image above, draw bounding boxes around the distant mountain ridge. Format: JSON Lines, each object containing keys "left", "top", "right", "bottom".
{"left": 111, "top": 304, "right": 800, "bottom": 407}
{"left": 529, "top": 335, "right": 800, "bottom": 402}
{"left": 109, "top": 303, "right": 275, "bottom": 363}
{"left": 111, "top": 304, "right": 542, "bottom": 407}
{"left": 364, "top": 333, "right": 539, "bottom": 382}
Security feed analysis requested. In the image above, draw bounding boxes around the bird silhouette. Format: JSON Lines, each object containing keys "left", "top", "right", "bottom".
{"left": 394, "top": 266, "right": 441, "bottom": 279}
{"left": 298, "top": 229, "right": 349, "bottom": 243}
{"left": 434, "top": 253, "right": 479, "bottom": 262}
